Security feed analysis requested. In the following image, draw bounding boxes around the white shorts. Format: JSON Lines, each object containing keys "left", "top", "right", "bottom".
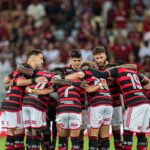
{"left": 124, "top": 104, "right": 150, "bottom": 133}
{"left": 81, "top": 109, "right": 87, "bottom": 130}
{"left": 56, "top": 113, "right": 82, "bottom": 130}
{"left": 87, "top": 105, "right": 113, "bottom": 129}
{"left": 1, "top": 110, "right": 23, "bottom": 129}
{"left": 111, "top": 106, "right": 123, "bottom": 126}
{"left": 22, "top": 106, "right": 46, "bottom": 128}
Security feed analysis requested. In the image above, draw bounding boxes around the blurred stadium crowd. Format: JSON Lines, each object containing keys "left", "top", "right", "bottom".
{"left": 0, "top": 0, "right": 150, "bottom": 77}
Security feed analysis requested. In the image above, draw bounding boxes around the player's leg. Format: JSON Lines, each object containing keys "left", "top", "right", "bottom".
{"left": 123, "top": 107, "right": 134, "bottom": 150}
{"left": 51, "top": 120, "right": 57, "bottom": 149}
{"left": 112, "top": 106, "right": 123, "bottom": 150}
{"left": 41, "top": 125, "right": 51, "bottom": 150}
{"left": 79, "top": 109, "right": 87, "bottom": 150}
{"left": 89, "top": 106, "right": 103, "bottom": 150}
{"left": 22, "top": 106, "right": 32, "bottom": 150}
{"left": 137, "top": 104, "right": 150, "bottom": 150}
{"left": 30, "top": 107, "right": 47, "bottom": 150}
{"left": 69, "top": 113, "right": 82, "bottom": 150}
{"left": 30, "top": 128, "right": 42, "bottom": 150}
{"left": 136, "top": 132, "right": 147, "bottom": 150}
{"left": 56, "top": 113, "right": 69, "bottom": 150}
{"left": 41, "top": 109, "right": 51, "bottom": 150}
{"left": 14, "top": 128, "right": 25, "bottom": 150}
{"left": 1, "top": 111, "right": 16, "bottom": 150}
{"left": 14, "top": 110, "right": 25, "bottom": 150}
{"left": 99, "top": 106, "right": 113, "bottom": 150}
{"left": 51, "top": 106, "right": 57, "bottom": 150}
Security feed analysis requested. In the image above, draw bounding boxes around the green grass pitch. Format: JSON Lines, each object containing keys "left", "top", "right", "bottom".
{"left": 0, "top": 136, "right": 150, "bottom": 150}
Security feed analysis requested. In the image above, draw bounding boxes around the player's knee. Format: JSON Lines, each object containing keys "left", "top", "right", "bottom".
{"left": 31, "top": 128, "right": 41, "bottom": 136}
{"left": 89, "top": 128, "right": 99, "bottom": 137}
{"left": 70, "top": 128, "right": 80, "bottom": 137}
{"left": 7, "top": 128, "right": 14, "bottom": 136}
{"left": 100, "top": 125, "right": 110, "bottom": 138}
{"left": 14, "top": 128, "right": 24, "bottom": 135}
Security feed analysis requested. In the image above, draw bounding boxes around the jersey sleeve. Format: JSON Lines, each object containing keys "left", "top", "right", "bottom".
{"left": 8, "top": 72, "right": 13, "bottom": 80}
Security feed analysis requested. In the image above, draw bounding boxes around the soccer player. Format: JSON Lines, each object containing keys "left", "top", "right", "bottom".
{"left": 54, "top": 50, "right": 85, "bottom": 150}
{"left": 1, "top": 63, "right": 45, "bottom": 150}
{"left": 80, "top": 62, "right": 113, "bottom": 150}
{"left": 16, "top": 49, "right": 53, "bottom": 150}
{"left": 86, "top": 66, "right": 150, "bottom": 150}
{"left": 93, "top": 46, "right": 123, "bottom": 149}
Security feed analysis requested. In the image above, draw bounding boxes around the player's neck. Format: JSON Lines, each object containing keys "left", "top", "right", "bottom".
{"left": 27, "top": 61, "right": 36, "bottom": 69}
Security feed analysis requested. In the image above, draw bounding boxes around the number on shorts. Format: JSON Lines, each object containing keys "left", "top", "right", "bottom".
{"left": 35, "top": 83, "right": 46, "bottom": 89}
{"left": 64, "top": 86, "right": 74, "bottom": 97}
{"left": 127, "top": 73, "right": 142, "bottom": 90}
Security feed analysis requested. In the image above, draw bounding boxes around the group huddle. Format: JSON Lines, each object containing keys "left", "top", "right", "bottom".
{"left": 1, "top": 47, "right": 150, "bottom": 150}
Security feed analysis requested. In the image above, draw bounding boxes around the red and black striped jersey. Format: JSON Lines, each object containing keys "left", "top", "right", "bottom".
{"left": 23, "top": 70, "right": 55, "bottom": 111}
{"left": 63, "top": 65, "right": 80, "bottom": 75}
{"left": 1, "top": 71, "right": 25, "bottom": 111}
{"left": 116, "top": 68, "right": 149, "bottom": 107}
{"left": 55, "top": 79, "right": 83, "bottom": 114}
{"left": 83, "top": 70, "right": 112, "bottom": 106}
{"left": 88, "top": 67, "right": 149, "bottom": 107}
{"left": 108, "top": 80, "right": 122, "bottom": 107}
{"left": 80, "top": 90, "right": 86, "bottom": 109}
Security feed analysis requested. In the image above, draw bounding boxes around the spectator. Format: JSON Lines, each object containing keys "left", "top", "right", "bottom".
{"left": 26, "top": 0, "right": 46, "bottom": 21}
{"left": 139, "top": 41, "right": 150, "bottom": 63}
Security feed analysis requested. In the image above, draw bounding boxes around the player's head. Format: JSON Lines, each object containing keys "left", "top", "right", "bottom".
{"left": 93, "top": 46, "right": 107, "bottom": 68}
{"left": 27, "top": 49, "right": 43, "bottom": 69}
{"left": 53, "top": 68, "right": 64, "bottom": 76}
{"left": 70, "top": 49, "right": 82, "bottom": 70}
{"left": 80, "top": 61, "right": 95, "bottom": 69}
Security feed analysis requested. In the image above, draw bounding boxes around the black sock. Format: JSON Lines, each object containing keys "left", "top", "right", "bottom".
{"left": 112, "top": 130, "right": 122, "bottom": 149}
{"left": 14, "top": 134, "right": 24, "bottom": 150}
{"left": 58, "top": 136, "right": 67, "bottom": 148}
{"left": 123, "top": 130, "right": 133, "bottom": 150}
{"left": 5, "top": 135, "right": 15, "bottom": 150}
{"left": 101, "top": 137, "right": 110, "bottom": 150}
{"left": 71, "top": 137, "right": 79, "bottom": 150}
{"left": 41, "top": 127, "right": 51, "bottom": 148}
{"left": 79, "top": 139, "right": 83, "bottom": 149}
{"left": 89, "top": 136, "right": 98, "bottom": 150}
{"left": 30, "top": 135, "right": 41, "bottom": 150}
{"left": 26, "top": 135, "right": 31, "bottom": 150}
{"left": 137, "top": 132, "right": 148, "bottom": 150}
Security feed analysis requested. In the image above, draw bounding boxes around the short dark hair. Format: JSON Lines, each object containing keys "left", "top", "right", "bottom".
{"left": 27, "top": 49, "right": 42, "bottom": 59}
{"left": 52, "top": 68, "right": 64, "bottom": 76}
{"left": 70, "top": 49, "right": 82, "bottom": 58}
{"left": 93, "top": 46, "right": 106, "bottom": 55}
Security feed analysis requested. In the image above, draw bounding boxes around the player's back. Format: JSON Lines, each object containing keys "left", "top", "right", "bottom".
{"left": 23, "top": 69, "right": 54, "bottom": 111}
{"left": 116, "top": 68, "right": 149, "bottom": 107}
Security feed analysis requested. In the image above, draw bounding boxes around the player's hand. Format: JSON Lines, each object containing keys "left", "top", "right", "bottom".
{"left": 26, "top": 87, "right": 31, "bottom": 93}
{"left": 35, "top": 77, "right": 48, "bottom": 83}
{"left": 50, "top": 78, "right": 57, "bottom": 84}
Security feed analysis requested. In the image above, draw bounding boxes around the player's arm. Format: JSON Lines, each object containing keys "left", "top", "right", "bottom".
{"left": 65, "top": 71, "right": 85, "bottom": 80}
{"left": 88, "top": 67, "right": 118, "bottom": 78}
{"left": 51, "top": 78, "right": 88, "bottom": 88}
{"left": 16, "top": 77, "right": 47, "bottom": 86}
{"left": 3, "top": 73, "right": 14, "bottom": 90}
{"left": 26, "top": 86, "right": 54, "bottom": 95}
{"left": 139, "top": 73, "right": 150, "bottom": 89}
{"left": 16, "top": 64, "right": 34, "bottom": 76}
{"left": 117, "top": 64, "right": 137, "bottom": 70}
{"left": 85, "top": 83, "right": 103, "bottom": 93}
